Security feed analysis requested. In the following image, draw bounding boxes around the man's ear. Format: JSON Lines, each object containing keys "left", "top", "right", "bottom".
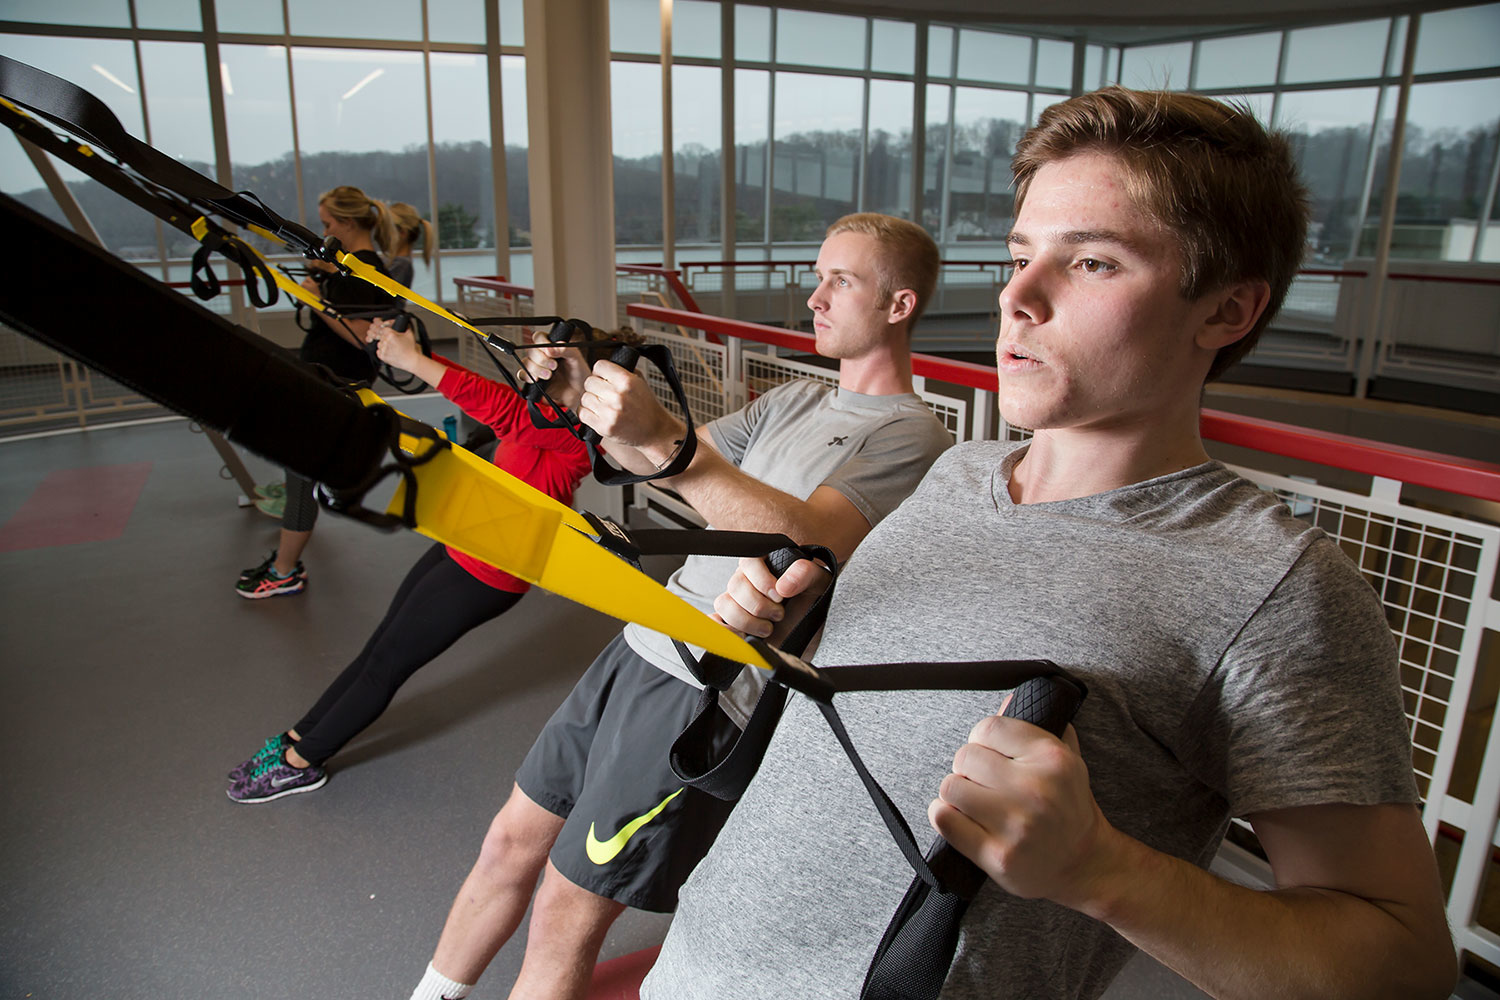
{"left": 1196, "top": 279, "right": 1272, "bottom": 350}
{"left": 887, "top": 288, "right": 918, "bottom": 326}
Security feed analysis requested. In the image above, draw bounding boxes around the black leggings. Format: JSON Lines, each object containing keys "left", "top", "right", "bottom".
{"left": 292, "top": 543, "right": 523, "bottom": 766}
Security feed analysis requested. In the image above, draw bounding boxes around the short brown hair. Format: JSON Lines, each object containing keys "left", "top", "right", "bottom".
{"left": 825, "top": 213, "right": 941, "bottom": 332}
{"left": 1012, "top": 88, "right": 1309, "bottom": 381}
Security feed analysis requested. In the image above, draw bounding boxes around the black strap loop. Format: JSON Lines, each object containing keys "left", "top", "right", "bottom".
{"left": 859, "top": 672, "right": 1087, "bottom": 1000}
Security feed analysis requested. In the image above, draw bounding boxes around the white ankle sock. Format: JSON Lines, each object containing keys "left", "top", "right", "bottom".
{"left": 409, "top": 962, "right": 473, "bottom": 1000}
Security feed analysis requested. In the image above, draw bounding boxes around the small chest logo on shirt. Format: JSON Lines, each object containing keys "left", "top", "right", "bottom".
{"left": 827, "top": 435, "right": 848, "bottom": 447}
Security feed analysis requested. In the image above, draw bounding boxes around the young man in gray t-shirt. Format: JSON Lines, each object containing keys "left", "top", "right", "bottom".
{"left": 405, "top": 214, "right": 953, "bottom": 1000}
{"left": 655, "top": 89, "right": 1456, "bottom": 1000}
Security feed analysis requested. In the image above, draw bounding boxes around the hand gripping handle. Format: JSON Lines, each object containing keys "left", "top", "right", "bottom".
{"left": 523, "top": 318, "right": 592, "bottom": 405}
{"left": 762, "top": 544, "right": 837, "bottom": 658}
{"left": 581, "top": 343, "right": 641, "bottom": 448}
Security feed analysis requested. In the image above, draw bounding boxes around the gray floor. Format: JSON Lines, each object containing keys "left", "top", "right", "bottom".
{"left": 0, "top": 399, "right": 1427, "bottom": 999}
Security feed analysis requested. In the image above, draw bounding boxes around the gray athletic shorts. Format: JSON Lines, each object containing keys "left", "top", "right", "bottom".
{"left": 516, "top": 633, "right": 740, "bottom": 912}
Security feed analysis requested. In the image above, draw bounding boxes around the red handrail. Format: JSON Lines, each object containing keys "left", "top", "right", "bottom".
{"left": 626, "top": 303, "right": 1500, "bottom": 504}
{"left": 456, "top": 270, "right": 706, "bottom": 314}
{"left": 1199, "top": 410, "right": 1500, "bottom": 501}
{"left": 1387, "top": 272, "right": 1500, "bottom": 287}
{"left": 616, "top": 264, "right": 704, "bottom": 314}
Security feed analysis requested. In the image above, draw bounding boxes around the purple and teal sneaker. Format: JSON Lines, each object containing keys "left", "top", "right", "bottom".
{"left": 227, "top": 733, "right": 291, "bottom": 782}
{"left": 227, "top": 757, "right": 327, "bottom": 804}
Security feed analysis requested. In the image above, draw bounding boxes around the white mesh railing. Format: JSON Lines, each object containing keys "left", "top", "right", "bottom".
{"left": 1222, "top": 469, "right": 1500, "bottom": 967}
{"left": 637, "top": 328, "right": 729, "bottom": 426}
{"left": 452, "top": 281, "right": 535, "bottom": 379}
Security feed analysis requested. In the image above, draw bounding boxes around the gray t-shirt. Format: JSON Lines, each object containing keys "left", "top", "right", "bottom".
{"left": 643, "top": 440, "right": 1417, "bottom": 1000}
{"left": 624, "top": 379, "right": 952, "bottom": 726}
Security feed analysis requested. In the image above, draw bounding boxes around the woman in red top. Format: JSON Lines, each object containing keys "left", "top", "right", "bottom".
{"left": 227, "top": 320, "right": 614, "bottom": 803}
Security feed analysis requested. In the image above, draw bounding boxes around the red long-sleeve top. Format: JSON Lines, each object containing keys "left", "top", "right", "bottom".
{"left": 434, "top": 356, "right": 592, "bottom": 593}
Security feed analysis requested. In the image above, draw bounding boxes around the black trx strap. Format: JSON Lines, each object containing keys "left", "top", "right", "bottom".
{"left": 753, "top": 645, "right": 1087, "bottom": 1000}
{"left": 0, "top": 193, "right": 391, "bottom": 491}
{"left": 860, "top": 672, "right": 1085, "bottom": 1000}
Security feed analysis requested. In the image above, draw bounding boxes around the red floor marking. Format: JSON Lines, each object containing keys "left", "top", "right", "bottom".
{"left": 0, "top": 461, "right": 153, "bottom": 552}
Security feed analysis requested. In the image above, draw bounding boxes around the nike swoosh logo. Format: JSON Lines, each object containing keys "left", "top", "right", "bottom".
{"left": 584, "top": 788, "right": 683, "bottom": 865}
{"left": 270, "top": 772, "right": 305, "bottom": 787}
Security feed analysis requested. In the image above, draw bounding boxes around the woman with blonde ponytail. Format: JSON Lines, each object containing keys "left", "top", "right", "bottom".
{"left": 386, "top": 202, "right": 436, "bottom": 287}
{"left": 236, "top": 183, "right": 400, "bottom": 600}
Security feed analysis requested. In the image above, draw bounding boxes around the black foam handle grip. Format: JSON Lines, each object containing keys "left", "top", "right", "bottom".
{"left": 389, "top": 313, "right": 411, "bottom": 333}
{"left": 760, "top": 544, "right": 835, "bottom": 656}
{"left": 608, "top": 343, "right": 641, "bottom": 371}
{"left": 766, "top": 545, "right": 803, "bottom": 578}
{"left": 999, "top": 674, "right": 1085, "bottom": 737}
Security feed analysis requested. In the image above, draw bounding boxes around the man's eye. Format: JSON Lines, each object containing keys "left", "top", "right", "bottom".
{"left": 1080, "top": 258, "right": 1114, "bottom": 273}
{"left": 1007, "top": 259, "right": 1027, "bottom": 270}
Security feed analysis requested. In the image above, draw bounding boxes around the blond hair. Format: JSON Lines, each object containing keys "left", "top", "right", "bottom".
{"left": 318, "top": 185, "right": 396, "bottom": 255}
{"left": 824, "top": 213, "right": 941, "bottom": 332}
{"left": 1012, "top": 87, "right": 1309, "bottom": 381}
{"left": 389, "top": 202, "right": 436, "bottom": 265}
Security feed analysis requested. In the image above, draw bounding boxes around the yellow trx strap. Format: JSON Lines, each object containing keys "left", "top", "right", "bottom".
{"left": 364, "top": 389, "right": 776, "bottom": 670}
{"left": 337, "top": 249, "right": 494, "bottom": 340}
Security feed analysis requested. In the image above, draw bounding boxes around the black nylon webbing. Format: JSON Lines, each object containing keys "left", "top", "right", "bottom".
{"left": 0, "top": 193, "right": 390, "bottom": 490}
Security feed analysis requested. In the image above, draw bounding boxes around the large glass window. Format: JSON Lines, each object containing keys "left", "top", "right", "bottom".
{"left": 674, "top": 64, "right": 722, "bottom": 244}
{"left": 0, "top": 34, "right": 159, "bottom": 256}
{"left": 1415, "top": 3, "right": 1500, "bottom": 75}
{"left": 871, "top": 20, "right": 915, "bottom": 76}
{"left": 500, "top": 0, "right": 524, "bottom": 46}
{"left": 1195, "top": 31, "right": 1280, "bottom": 90}
{"left": 1389, "top": 77, "right": 1500, "bottom": 260}
{"left": 431, "top": 51, "right": 494, "bottom": 263}
{"left": 290, "top": 47, "right": 426, "bottom": 231}
{"left": 735, "top": 4, "right": 771, "bottom": 63}
{"left": 500, "top": 54, "right": 529, "bottom": 249}
{"left": 866, "top": 79, "right": 914, "bottom": 218}
{"left": 136, "top": 0, "right": 201, "bottom": 31}
{"left": 215, "top": 0, "right": 282, "bottom": 34}
{"left": 288, "top": 0, "right": 422, "bottom": 43}
{"left": 673, "top": 0, "right": 720, "bottom": 59}
{"left": 1278, "top": 88, "right": 1380, "bottom": 262}
{"left": 734, "top": 68, "right": 769, "bottom": 244}
{"left": 928, "top": 26, "right": 955, "bottom": 78}
{"left": 1283, "top": 20, "right": 1391, "bottom": 84}
{"left": 1035, "top": 38, "right": 1074, "bottom": 90}
{"left": 771, "top": 71, "right": 862, "bottom": 241}
{"left": 776, "top": 10, "right": 865, "bottom": 70}
{"left": 220, "top": 43, "right": 296, "bottom": 230}
{"left": 947, "top": 87, "right": 1026, "bottom": 241}
{"left": 613, "top": 60, "right": 663, "bottom": 246}
{"left": 428, "top": 0, "right": 485, "bottom": 45}
{"left": 1120, "top": 41, "right": 1192, "bottom": 90}
{"left": 140, "top": 41, "right": 215, "bottom": 257}
{"left": 611, "top": 0, "right": 660, "bottom": 56}
{"left": 956, "top": 29, "right": 1030, "bottom": 86}
{"left": 922, "top": 83, "right": 950, "bottom": 234}
{"left": 2, "top": 0, "right": 130, "bottom": 28}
